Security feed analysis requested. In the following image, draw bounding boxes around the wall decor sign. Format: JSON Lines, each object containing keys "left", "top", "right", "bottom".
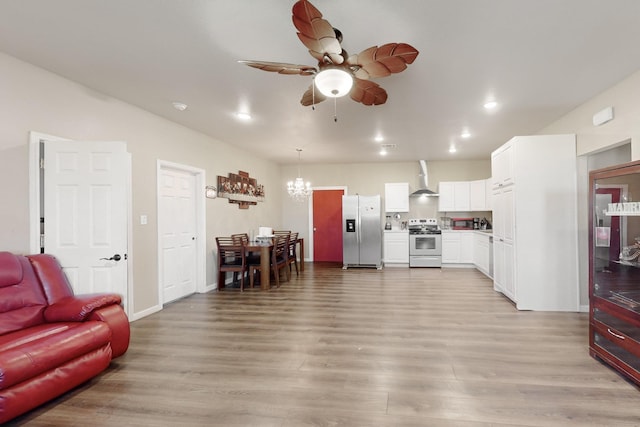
{"left": 217, "top": 170, "right": 265, "bottom": 209}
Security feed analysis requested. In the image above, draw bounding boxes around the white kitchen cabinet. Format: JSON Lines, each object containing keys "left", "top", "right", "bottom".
{"left": 470, "top": 179, "right": 489, "bottom": 211}
{"left": 383, "top": 230, "right": 409, "bottom": 264}
{"left": 441, "top": 230, "right": 473, "bottom": 264}
{"left": 441, "top": 231, "right": 460, "bottom": 263}
{"left": 491, "top": 134, "right": 578, "bottom": 311}
{"left": 491, "top": 141, "right": 514, "bottom": 189}
{"left": 438, "top": 181, "right": 470, "bottom": 212}
{"left": 473, "top": 232, "right": 491, "bottom": 278}
{"left": 485, "top": 178, "right": 493, "bottom": 210}
{"left": 384, "top": 182, "right": 410, "bottom": 212}
{"left": 492, "top": 184, "right": 515, "bottom": 298}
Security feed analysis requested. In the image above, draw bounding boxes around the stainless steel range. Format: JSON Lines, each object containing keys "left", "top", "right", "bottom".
{"left": 408, "top": 218, "right": 442, "bottom": 267}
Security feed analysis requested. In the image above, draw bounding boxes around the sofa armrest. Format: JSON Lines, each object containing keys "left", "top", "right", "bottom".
{"left": 44, "top": 294, "right": 122, "bottom": 322}
{"left": 88, "top": 304, "right": 131, "bottom": 358}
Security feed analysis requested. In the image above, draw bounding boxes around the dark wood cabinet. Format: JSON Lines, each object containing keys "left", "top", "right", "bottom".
{"left": 589, "top": 160, "right": 640, "bottom": 385}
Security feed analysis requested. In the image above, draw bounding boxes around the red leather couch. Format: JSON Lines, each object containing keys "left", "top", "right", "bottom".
{"left": 0, "top": 251, "right": 130, "bottom": 423}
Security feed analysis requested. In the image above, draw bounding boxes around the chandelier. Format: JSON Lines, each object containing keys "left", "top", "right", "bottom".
{"left": 287, "top": 149, "right": 312, "bottom": 201}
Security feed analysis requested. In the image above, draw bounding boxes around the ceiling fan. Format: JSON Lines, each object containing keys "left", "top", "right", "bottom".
{"left": 239, "top": 0, "right": 419, "bottom": 107}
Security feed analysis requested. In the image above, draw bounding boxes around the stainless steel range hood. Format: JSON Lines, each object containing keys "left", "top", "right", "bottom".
{"left": 411, "top": 160, "right": 439, "bottom": 196}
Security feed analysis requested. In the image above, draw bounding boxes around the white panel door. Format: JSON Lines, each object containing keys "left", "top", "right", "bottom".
{"left": 159, "top": 167, "right": 197, "bottom": 303}
{"left": 44, "top": 141, "right": 128, "bottom": 308}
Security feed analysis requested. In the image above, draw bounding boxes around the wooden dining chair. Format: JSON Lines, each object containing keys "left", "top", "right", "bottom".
{"left": 249, "top": 234, "right": 290, "bottom": 289}
{"left": 231, "top": 233, "right": 249, "bottom": 244}
{"left": 287, "top": 232, "right": 299, "bottom": 276}
{"left": 215, "top": 237, "right": 248, "bottom": 291}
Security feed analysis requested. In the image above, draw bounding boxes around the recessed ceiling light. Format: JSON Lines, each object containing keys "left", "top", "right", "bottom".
{"left": 449, "top": 146, "right": 457, "bottom": 153}
{"left": 236, "top": 112, "right": 252, "bottom": 120}
{"left": 461, "top": 130, "right": 471, "bottom": 139}
{"left": 484, "top": 100, "right": 498, "bottom": 110}
{"left": 374, "top": 134, "right": 384, "bottom": 142}
{"left": 379, "top": 149, "right": 388, "bottom": 156}
{"left": 172, "top": 102, "right": 188, "bottom": 111}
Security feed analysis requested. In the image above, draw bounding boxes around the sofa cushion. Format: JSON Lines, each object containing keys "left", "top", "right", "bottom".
{"left": 0, "top": 252, "right": 23, "bottom": 288}
{"left": 0, "top": 257, "right": 48, "bottom": 336}
{"left": 0, "top": 321, "right": 112, "bottom": 390}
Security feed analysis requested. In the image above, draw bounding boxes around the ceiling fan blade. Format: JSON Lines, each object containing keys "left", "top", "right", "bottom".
{"left": 347, "top": 43, "right": 419, "bottom": 79}
{"left": 238, "top": 60, "right": 317, "bottom": 76}
{"left": 350, "top": 79, "right": 388, "bottom": 106}
{"left": 300, "top": 85, "right": 327, "bottom": 106}
{"left": 292, "top": 0, "right": 344, "bottom": 65}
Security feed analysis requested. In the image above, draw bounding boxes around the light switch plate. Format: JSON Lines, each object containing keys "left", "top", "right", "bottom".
{"left": 140, "top": 214, "right": 148, "bottom": 225}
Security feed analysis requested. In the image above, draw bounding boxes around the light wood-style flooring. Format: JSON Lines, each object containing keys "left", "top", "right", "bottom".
{"left": 13, "top": 264, "right": 640, "bottom": 426}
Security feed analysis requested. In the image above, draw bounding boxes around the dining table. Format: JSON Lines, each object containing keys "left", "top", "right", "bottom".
{"left": 244, "top": 239, "right": 274, "bottom": 291}
{"left": 244, "top": 236, "right": 304, "bottom": 290}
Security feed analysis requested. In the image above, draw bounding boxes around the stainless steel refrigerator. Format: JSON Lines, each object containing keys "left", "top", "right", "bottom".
{"left": 342, "top": 195, "right": 383, "bottom": 269}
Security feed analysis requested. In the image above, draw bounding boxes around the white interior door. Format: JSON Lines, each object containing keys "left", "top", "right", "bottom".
{"left": 44, "top": 140, "right": 129, "bottom": 309}
{"left": 159, "top": 166, "right": 197, "bottom": 303}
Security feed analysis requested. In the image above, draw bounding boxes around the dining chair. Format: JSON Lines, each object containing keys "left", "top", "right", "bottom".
{"left": 215, "top": 237, "right": 248, "bottom": 291}
{"left": 287, "top": 232, "right": 299, "bottom": 276}
{"left": 233, "top": 232, "right": 261, "bottom": 266}
{"left": 249, "top": 234, "right": 290, "bottom": 289}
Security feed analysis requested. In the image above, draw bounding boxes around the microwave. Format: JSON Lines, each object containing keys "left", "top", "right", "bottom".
{"left": 451, "top": 217, "right": 475, "bottom": 230}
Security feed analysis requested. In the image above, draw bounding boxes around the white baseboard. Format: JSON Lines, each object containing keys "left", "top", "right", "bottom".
{"left": 130, "top": 304, "right": 162, "bottom": 322}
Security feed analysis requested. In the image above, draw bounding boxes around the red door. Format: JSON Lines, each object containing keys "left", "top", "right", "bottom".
{"left": 313, "top": 189, "right": 344, "bottom": 262}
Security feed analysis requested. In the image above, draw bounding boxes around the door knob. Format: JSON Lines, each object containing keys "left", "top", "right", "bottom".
{"left": 100, "top": 254, "right": 122, "bottom": 261}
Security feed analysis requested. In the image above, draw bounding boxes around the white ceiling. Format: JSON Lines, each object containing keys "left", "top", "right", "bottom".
{"left": 1, "top": 0, "right": 640, "bottom": 165}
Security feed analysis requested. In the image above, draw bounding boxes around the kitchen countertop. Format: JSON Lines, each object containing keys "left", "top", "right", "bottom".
{"left": 441, "top": 229, "right": 493, "bottom": 235}
{"left": 383, "top": 229, "right": 409, "bottom": 233}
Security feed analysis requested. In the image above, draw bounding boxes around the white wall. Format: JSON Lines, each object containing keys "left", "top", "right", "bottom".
{"left": 540, "top": 69, "right": 640, "bottom": 158}
{"left": 538, "top": 69, "right": 640, "bottom": 310}
{"left": 0, "top": 52, "right": 281, "bottom": 318}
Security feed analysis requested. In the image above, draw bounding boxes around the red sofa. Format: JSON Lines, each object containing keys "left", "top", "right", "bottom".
{"left": 0, "top": 251, "right": 130, "bottom": 423}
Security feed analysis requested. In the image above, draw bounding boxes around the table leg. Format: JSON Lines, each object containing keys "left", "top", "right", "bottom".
{"left": 260, "top": 245, "right": 270, "bottom": 290}
{"left": 299, "top": 238, "right": 304, "bottom": 272}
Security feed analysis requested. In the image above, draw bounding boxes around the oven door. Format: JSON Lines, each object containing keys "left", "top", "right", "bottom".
{"left": 410, "top": 233, "right": 441, "bottom": 256}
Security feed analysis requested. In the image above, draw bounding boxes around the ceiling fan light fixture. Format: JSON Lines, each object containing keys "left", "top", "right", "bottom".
{"left": 314, "top": 68, "right": 353, "bottom": 98}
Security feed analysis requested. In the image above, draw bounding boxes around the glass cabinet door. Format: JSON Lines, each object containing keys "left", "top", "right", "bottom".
{"left": 591, "top": 167, "right": 640, "bottom": 314}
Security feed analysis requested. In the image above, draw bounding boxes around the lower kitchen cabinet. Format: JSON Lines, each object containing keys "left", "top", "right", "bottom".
{"left": 473, "top": 232, "right": 492, "bottom": 278}
{"left": 442, "top": 231, "right": 473, "bottom": 264}
{"left": 589, "top": 160, "right": 640, "bottom": 386}
{"left": 383, "top": 231, "right": 409, "bottom": 265}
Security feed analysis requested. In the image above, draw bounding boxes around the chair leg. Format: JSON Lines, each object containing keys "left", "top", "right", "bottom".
{"left": 273, "top": 264, "right": 280, "bottom": 288}
{"left": 218, "top": 271, "right": 225, "bottom": 291}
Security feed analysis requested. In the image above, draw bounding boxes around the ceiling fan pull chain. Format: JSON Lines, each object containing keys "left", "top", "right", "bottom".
{"left": 334, "top": 97, "right": 338, "bottom": 122}
{"left": 312, "top": 77, "right": 316, "bottom": 110}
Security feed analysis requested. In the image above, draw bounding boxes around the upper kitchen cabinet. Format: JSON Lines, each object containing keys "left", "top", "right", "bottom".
{"left": 491, "top": 141, "right": 514, "bottom": 189}
{"left": 470, "top": 179, "right": 491, "bottom": 211}
{"left": 491, "top": 134, "right": 578, "bottom": 311}
{"left": 438, "top": 181, "right": 470, "bottom": 212}
{"left": 384, "top": 182, "right": 410, "bottom": 212}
